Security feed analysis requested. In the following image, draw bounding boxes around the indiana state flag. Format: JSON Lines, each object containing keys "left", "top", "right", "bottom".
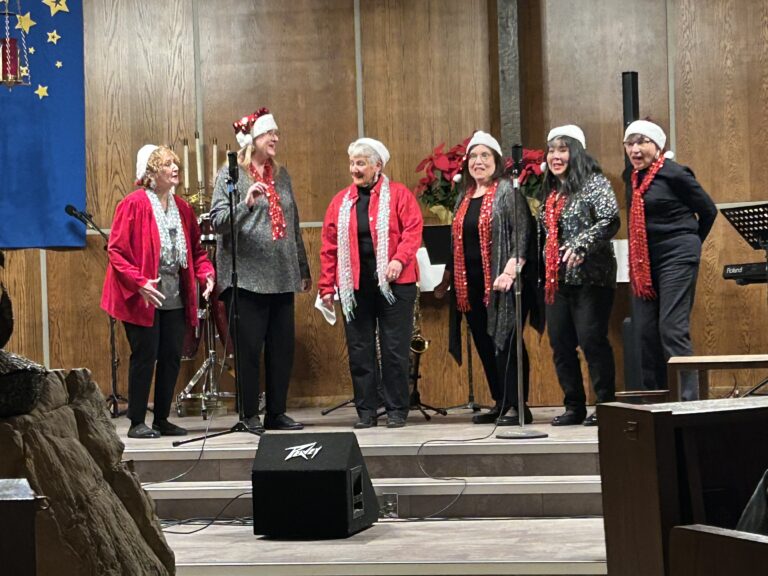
{"left": 0, "top": 0, "right": 85, "bottom": 248}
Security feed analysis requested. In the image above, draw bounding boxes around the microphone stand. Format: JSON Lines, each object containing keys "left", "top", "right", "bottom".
{"left": 497, "top": 146, "right": 547, "bottom": 440}
{"left": 174, "top": 162, "right": 258, "bottom": 447}
{"left": 68, "top": 209, "right": 126, "bottom": 418}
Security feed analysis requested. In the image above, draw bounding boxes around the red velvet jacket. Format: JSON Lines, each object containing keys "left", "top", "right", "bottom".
{"left": 101, "top": 189, "right": 215, "bottom": 327}
{"left": 319, "top": 177, "right": 423, "bottom": 297}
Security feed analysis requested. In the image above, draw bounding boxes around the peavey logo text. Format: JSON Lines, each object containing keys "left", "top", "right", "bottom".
{"left": 284, "top": 442, "right": 323, "bottom": 461}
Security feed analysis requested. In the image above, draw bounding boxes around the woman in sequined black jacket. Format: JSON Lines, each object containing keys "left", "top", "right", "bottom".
{"left": 540, "top": 126, "right": 619, "bottom": 427}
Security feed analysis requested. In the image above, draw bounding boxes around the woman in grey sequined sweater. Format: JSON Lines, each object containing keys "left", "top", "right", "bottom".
{"left": 541, "top": 125, "right": 619, "bottom": 427}
{"left": 210, "top": 109, "right": 311, "bottom": 434}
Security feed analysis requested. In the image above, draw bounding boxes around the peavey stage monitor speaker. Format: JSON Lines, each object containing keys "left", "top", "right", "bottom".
{"left": 251, "top": 432, "right": 379, "bottom": 538}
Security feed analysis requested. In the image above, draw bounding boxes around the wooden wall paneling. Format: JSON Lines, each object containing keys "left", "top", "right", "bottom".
{"left": 674, "top": 0, "right": 768, "bottom": 394}
{"left": 359, "top": 0, "right": 497, "bottom": 408}
{"left": 197, "top": 0, "right": 358, "bottom": 223}
{"left": 360, "top": 0, "right": 492, "bottom": 191}
{"left": 45, "top": 239, "right": 132, "bottom": 396}
{"left": 83, "top": 0, "right": 197, "bottom": 227}
{"left": 1, "top": 250, "right": 43, "bottom": 364}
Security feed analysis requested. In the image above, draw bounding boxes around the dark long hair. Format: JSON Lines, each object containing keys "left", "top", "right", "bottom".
{"left": 543, "top": 136, "right": 602, "bottom": 195}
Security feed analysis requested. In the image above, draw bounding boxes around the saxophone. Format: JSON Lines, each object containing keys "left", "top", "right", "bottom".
{"left": 410, "top": 286, "right": 429, "bottom": 355}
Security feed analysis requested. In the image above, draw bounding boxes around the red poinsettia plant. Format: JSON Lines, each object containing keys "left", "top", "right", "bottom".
{"left": 414, "top": 136, "right": 472, "bottom": 223}
{"left": 415, "top": 136, "right": 546, "bottom": 223}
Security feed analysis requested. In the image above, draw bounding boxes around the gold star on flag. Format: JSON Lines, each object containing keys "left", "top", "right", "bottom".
{"left": 34, "top": 85, "right": 49, "bottom": 99}
{"left": 47, "top": 30, "right": 61, "bottom": 45}
{"left": 42, "top": 0, "right": 70, "bottom": 17}
{"left": 15, "top": 12, "right": 36, "bottom": 34}
{"left": 20, "top": 66, "right": 29, "bottom": 77}
{"left": 29, "top": 47, "right": 35, "bottom": 55}
{"left": 55, "top": 61, "right": 63, "bottom": 69}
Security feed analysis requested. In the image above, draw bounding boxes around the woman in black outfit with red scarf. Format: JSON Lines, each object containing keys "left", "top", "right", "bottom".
{"left": 623, "top": 120, "right": 717, "bottom": 400}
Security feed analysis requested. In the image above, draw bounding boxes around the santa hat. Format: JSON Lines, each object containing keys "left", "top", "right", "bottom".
{"left": 546, "top": 124, "right": 586, "bottom": 149}
{"left": 233, "top": 108, "right": 278, "bottom": 149}
{"left": 624, "top": 120, "right": 675, "bottom": 159}
{"left": 466, "top": 130, "right": 502, "bottom": 157}
{"left": 135, "top": 144, "right": 159, "bottom": 182}
{"left": 348, "top": 137, "right": 390, "bottom": 167}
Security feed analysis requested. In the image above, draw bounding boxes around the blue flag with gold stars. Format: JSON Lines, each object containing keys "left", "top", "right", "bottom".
{"left": 0, "top": 0, "right": 84, "bottom": 248}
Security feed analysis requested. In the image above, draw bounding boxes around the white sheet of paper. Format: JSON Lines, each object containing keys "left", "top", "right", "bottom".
{"left": 416, "top": 247, "right": 446, "bottom": 292}
{"left": 314, "top": 293, "right": 337, "bottom": 325}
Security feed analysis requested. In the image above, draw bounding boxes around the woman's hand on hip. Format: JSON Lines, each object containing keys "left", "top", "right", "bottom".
{"left": 139, "top": 278, "right": 165, "bottom": 308}
{"left": 386, "top": 260, "right": 403, "bottom": 283}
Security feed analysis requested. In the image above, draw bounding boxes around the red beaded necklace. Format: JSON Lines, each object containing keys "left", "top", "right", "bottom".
{"left": 249, "top": 159, "right": 286, "bottom": 241}
{"left": 628, "top": 155, "right": 665, "bottom": 299}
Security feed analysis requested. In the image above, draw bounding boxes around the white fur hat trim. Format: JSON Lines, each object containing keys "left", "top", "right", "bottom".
{"left": 135, "top": 144, "right": 159, "bottom": 181}
{"left": 547, "top": 125, "right": 586, "bottom": 149}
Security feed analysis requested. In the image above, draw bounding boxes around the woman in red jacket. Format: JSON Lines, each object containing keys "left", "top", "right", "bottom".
{"left": 101, "top": 145, "right": 215, "bottom": 439}
{"left": 319, "top": 138, "right": 423, "bottom": 429}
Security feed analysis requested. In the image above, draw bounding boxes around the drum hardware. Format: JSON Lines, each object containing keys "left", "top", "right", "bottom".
{"left": 175, "top": 292, "right": 235, "bottom": 420}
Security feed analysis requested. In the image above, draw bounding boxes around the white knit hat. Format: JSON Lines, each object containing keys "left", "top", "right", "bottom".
{"left": 466, "top": 130, "right": 502, "bottom": 157}
{"left": 135, "top": 144, "right": 159, "bottom": 182}
{"left": 624, "top": 120, "right": 666, "bottom": 149}
{"left": 547, "top": 125, "right": 586, "bottom": 149}
{"left": 348, "top": 137, "right": 390, "bottom": 167}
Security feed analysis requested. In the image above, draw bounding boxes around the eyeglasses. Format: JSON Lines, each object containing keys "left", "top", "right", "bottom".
{"left": 624, "top": 137, "right": 654, "bottom": 147}
{"left": 469, "top": 152, "right": 493, "bottom": 161}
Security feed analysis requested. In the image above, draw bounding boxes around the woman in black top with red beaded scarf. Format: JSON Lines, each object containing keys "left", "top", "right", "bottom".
{"left": 434, "top": 131, "right": 535, "bottom": 426}
{"left": 623, "top": 120, "right": 717, "bottom": 400}
{"left": 542, "top": 125, "right": 620, "bottom": 426}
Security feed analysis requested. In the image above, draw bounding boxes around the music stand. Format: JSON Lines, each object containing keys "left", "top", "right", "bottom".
{"left": 720, "top": 201, "right": 768, "bottom": 396}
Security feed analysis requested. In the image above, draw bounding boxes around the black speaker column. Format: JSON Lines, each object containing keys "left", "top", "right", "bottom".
{"left": 251, "top": 432, "right": 379, "bottom": 539}
{"left": 622, "top": 71, "right": 642, "bottom": 392}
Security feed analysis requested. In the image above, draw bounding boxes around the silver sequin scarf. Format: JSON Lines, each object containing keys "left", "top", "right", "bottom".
{"left": 337, "top": 175, "right": 395, "bottom": 321}
{"left": 145, "top": 189, "right": 188, "bottom": 269}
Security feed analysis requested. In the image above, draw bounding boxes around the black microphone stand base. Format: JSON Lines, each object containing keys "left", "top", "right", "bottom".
{"left": 106, "top": 394, "right": 128, "bottom": 419}
{"left": 172, "top": 419, "right": 261, "bottom": 447}
{"left": 321, "top": 398, "right": 355, "bottom": 416}
{"left": 496, "top": 427, "right": 548, "bottom": 440}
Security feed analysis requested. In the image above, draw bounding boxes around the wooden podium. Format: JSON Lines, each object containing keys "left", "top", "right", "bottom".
{"left": 598, "top": 397, "right": 768, "bottom": 576}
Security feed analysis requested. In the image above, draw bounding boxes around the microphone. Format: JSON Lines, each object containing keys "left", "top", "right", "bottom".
{"left": 511, "top": 144, "right": 523, "bottom": 172}
{"left": 65, "top": 204, "right": 90, "bottom": 226}
{"left": 227, "top": 151, "right": 239, "bottom": 184}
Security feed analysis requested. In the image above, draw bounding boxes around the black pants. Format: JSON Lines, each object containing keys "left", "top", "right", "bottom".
{"left": 464, "top": 272, "right": 530, "bottom": 409}
{"left": 223, "top": 288, "right": 295, "bottom": 418}
{"left": 343, "top": 275, "right": 416, "bottom": 420}
{"left": 546, "top": 284, "right": 616, "bottom": 413}
{"left": 633, "top": 260, "right": 699, "bottom": 399}
{"left": 123, "top": 308, "right": 186, "bottom": 425}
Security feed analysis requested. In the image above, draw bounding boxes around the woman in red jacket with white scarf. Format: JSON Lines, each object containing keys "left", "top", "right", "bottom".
{"left": 319, "top": 138, "right": 423, "bottom": 429}
{"left": 101, "top": 145, "right": 215, "bottom": 439}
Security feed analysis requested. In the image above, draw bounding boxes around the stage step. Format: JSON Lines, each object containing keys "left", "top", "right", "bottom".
{"left": 127, "top": 438, "right": 599, "bottom": 483}
{"left": 147, "top": 475, "right": 602, "bottom": 520}
{"left": 169, "top": 518, "right": 607, "bottom": 575}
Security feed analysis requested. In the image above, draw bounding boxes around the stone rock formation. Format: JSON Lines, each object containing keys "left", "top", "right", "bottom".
{"left": 0, "top": 364, "right": 175, "bottom": 575}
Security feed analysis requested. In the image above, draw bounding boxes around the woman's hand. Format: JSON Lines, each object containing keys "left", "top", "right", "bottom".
{"left": 246, "top": 181, "right": 268, "bottom": 208}
{"left": 320, "top": 293, "right": 334, "bottom": 311}
{"left": 433, "top": 269, "right": 452, "bottom": 300}
{"left": 301, "top": 278, "right": 312, "bottom": 293}
{"left": 139, "top": 278, "right": 165, "bottom": 308}
{"left": 492, "top": 272, "right": 515, "bottom": 292}
{"left": 202, "top": 274, "right": 215, "bottom": 300}
{"left": 562, "top": 247, "right": 585, "bottom": 270}
{"left": 385, "top": 260, "right": 403, "bottom": 283}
